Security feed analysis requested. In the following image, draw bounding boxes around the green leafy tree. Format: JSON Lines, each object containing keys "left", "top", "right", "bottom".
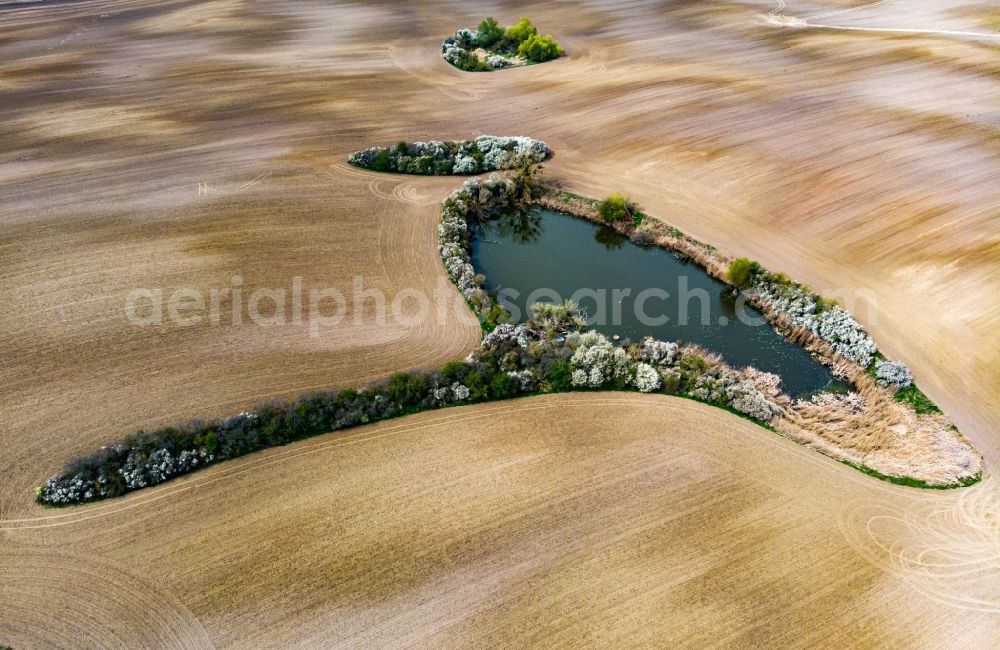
{"left": 726, "top": 257, "right": 762, "bottom": 290}
{"left": 441, "top": 359, "right": 468, "bottom": 383}
{"left": 387, "top": 372, "right": 429, "bottom": 408}
{"left": 596, "top": 193, "right": 632, "bottom": 223}
{"left": 509, "top": 154, "right": 544, "bottom": 202}
{"left": 506, "top": 17, "right": 538, "bottom": 45}
{"left": 463, "top": 370, "right": 489, "bottom": 400}
{"left": 518, "top": 33, "right": 563, "bottom": 62}
{"left": 489, "top": 372, "right": 519, "bottom": 399}
{"left": 545, "top": 360, "right": 573, "bottom": 391}
{"left": 475, "top": 17, "right": 505, "bottom": 48}
{"left": 372, "top": 149, "right": 392, "bottom": 172}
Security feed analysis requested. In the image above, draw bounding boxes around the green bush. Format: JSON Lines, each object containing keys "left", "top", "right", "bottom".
{"left": 489, "top": 372, "right": 519, "bottom": 399}
{"left": 596, "top": 193, "right": 632, "bottom": 223}
{"left": 506, "top": 17, "right": 537, "bottom": 45}
{"left": 518, "top": 33, "right": 563, "bottom": 62}
{"left": 373, "top": 149, "right": 391, "bottom": 172}
{"left": 464, "top": 370, "right": 490, "bottom": 401}
{"left": 455, "top": 48, "right": 491, "bottom": 71}
{"left": 484, "top": 303, "right": 511, "bottom": 330}
{"left": 415, "top": 155, "right": 434, "bottom": 174}
{"left": 678, "top": 353, "right": 709, "bottom": 388}
{"left": 441, "top": 359, "right": 468, "bottom": 383}
{"left": 661, "top": 371, "right": 681, "bottom": 394}
{"left": 816, "top": 295, "right": 839, "bottom": 312}
{"left": 388, "top": 372, "right": 430, "bottom": 408}
{"left": 475, "top": 17, "right": 505, "bottom": 48}
{"left": 545, "top": 360, "right": 573, "bottom": 391}
{"left": 726, "top": 257, "right": 762, "bottom": 290}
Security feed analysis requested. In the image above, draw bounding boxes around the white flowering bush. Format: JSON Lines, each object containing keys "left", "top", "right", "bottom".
{"left": 39, "top": 473, "right": 95, "bottom": 504}
{"left": 633, "top": 363, "right": 661, "bottom": 392}
{"left": 638, "top": 337, "right": 679, "bottom": 367}
{"left": 119, "top": 447, "right": 213, "bottom": 489}
{"left": 474, "top": 135, "right": 549, "bottom": 164}
{"left": 453, "top": 154, "right": 477, "bottom": 174}
{"left": 482, "top": 323, "right": 530, "bottom": 350}
{"left": 570, "top": 331, "right": 635, "bottom": 389}
{"left": 729, "top": 386, "right": 783, "bottom": 422}
{"left": 507, "top": 370, "right": 537, "bottom": 392}
{"left": 452, "top": 383, "right": 471, "bottom": 401}
{"left": 806, "top": 390, "right": 864, "bottom": 414}
{"left": 482, "top": 147, "right": 512, "bottom": 170}
{"left": 875, "top": 360, "right": 913, "bottom": 388}
{"left": 690, "top": 366, "right": 781, "bottom": 422}
{"left": 437, "top": 174, "right": 519, "bottom": 324}
{"left": 348, "top": 136, "right": 549, "bottom": 176}
{"left": 432, "top": 385, "right": 453, "bottom": 404}
{"left": 739, "top": 367, "right": 784, "bottom": 400}
{"left": 814, "top": 307, "right": 877, "bottom": 366}
{"left": 754, "top": 281, "right": 877, "bottom": 366}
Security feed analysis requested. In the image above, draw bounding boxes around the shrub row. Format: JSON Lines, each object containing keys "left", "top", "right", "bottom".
{"left": 347, "top": 136, "right": 549, "bottom": 175}
{"left": 37, "top": 313, "right": 787, "bottom": 506}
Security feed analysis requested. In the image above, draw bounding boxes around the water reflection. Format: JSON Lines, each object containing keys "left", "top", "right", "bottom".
{"left": 477, "top": 207, "right": 542, "bottom": 244}
{"left": 595, "top": 225, "right": 628, "bottom": 250}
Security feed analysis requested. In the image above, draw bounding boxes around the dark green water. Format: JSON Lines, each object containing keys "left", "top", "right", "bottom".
{"left": 471, "top": 207, "right": 836, "bottom": 397}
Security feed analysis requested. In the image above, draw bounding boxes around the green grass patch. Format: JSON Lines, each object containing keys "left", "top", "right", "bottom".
{"left": 842, "top": 460, "right": 979, "bottom": 489}
{"left": 894, "top": 383, "right": 942, "bottom": 415}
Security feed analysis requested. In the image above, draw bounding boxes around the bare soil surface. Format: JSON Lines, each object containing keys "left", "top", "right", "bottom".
{"left": 2, "top": 0, "right": 999, "bottom": 646}
{"left": 3, "top": 395, "right": 1000, "bottom": 648}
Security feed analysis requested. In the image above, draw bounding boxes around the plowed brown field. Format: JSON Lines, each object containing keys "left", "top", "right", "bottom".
{"left": 2, "top": 0, "right": 999, "bottom": 647}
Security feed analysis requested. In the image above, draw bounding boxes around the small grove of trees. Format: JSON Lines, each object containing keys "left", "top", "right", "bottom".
{"left": 444, "top": 17, "right": 563, "bottom": 71}
{"left": 725, "top": 257, "right": 762, "bottom": 290}
{"left": 348, "top": 136, "right": 549, "bottom": 176}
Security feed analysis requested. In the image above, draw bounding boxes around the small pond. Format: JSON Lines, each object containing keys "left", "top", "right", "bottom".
{"left": 471, "top": 207, "right": 838, "bottom": 397}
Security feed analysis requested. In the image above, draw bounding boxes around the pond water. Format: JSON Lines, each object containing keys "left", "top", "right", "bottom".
{"left": 471, "top": 207, "right": 837, "bottom": 397}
